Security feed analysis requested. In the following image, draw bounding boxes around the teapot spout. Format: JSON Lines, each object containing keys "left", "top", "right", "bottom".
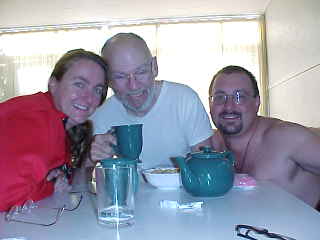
{"left": 174, "top": 156, "right": 200, "bottom": 194}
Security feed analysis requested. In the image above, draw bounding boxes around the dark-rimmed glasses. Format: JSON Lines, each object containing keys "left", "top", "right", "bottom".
{"left": 235, "top": 224, "right": 296, "bottom": 240}
{"left": 209, "top": 90, "right": 254, "bottom": 105}
{"left": 5, "top": 193, "right": 83, "bottom": 227}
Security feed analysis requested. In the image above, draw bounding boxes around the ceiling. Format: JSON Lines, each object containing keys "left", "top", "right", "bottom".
{"left": 0, "top": 0, "right": 271, "bottom": 28}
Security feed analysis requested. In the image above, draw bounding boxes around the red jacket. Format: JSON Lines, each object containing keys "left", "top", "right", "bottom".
{"left": 0, "top": 92, "right": 70, "bottom": 211}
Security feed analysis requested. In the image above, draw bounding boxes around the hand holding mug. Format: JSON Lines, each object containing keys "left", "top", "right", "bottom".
{"left": 89, "top": 132, "right": 116, "bottom": 166}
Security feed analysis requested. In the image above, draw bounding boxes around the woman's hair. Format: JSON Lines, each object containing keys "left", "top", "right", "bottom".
{"left": 67, "top": 121, "right": 93, "bottom": 168}
{"left": 50, "top": 49, "right": 109, "bottom": 168}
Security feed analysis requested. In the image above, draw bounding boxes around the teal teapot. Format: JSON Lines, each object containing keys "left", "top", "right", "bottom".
{"left": 175, "top": 146, "right": 235, "bottom": 197}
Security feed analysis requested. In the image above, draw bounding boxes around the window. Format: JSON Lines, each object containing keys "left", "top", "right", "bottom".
{"left": 0, "top": 15, "right": 267, "bottom": 115}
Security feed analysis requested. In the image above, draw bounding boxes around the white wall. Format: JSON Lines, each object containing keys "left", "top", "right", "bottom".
{"left": 0, "top": 0, "right": 269, "bottom": 28}
{"left": 4, "top": 0, "right": 320, "bottom": 127}
{"left": 265, "top": 0, "right": 320, "bottom": 127}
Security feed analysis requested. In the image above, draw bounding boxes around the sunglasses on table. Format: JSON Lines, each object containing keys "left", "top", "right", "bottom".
{"left": 235, "top": 224, "right": 296, "bottom": 240}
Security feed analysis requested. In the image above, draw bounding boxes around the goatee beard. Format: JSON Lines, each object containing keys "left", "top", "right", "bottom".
{"left": 117, "top": 84, "right": 156, "bottom": 114}
{"left": 216, "top": 111, "right": 242, "bottom": 135}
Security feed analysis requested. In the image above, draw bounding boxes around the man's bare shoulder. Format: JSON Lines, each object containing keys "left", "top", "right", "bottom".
{"left": 260, "top": 117, "right": 320, "bottom": 146}
{"left": 309, "top": 127, "right": 320, "bottom": 137}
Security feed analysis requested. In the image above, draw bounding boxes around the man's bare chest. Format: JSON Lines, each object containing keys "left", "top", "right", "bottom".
{"left": 242, "top": 145, "right": 293, "bottom": 180}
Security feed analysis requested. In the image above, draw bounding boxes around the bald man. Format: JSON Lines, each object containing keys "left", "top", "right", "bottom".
{"left": 90, "top": 33, "right": 222, "bottom": 169}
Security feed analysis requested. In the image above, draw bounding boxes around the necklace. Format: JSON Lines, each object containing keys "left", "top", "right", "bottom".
{"left": 235, "top": 117, "right": 260, "bottom": 173}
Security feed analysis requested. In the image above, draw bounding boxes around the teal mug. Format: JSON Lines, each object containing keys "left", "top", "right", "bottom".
{"left": 113, "top": 124, "right": 143, "bottom": 160}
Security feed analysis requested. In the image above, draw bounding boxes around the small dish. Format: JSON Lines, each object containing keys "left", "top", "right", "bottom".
{"left": 142, "top": 167, "right": 181, "bottom": 190}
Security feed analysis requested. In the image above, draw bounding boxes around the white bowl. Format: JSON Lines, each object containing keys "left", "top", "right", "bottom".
{"left": 142, "top": 167, "right": 182, "bottom": 190}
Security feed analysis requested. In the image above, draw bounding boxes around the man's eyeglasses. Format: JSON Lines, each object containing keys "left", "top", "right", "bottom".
{"left": 235, "top": 224, "right": 296, "bottom": 240}
{"left": 209, "top": 90, "right": 254, "bottom": 105}
{"left": 110, "top": 59, "right": 152, "bottom": 82}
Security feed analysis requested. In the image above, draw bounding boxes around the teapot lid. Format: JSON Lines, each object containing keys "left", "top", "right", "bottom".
{"left": 189, "top": 146, "right": 227, "bottom": 159}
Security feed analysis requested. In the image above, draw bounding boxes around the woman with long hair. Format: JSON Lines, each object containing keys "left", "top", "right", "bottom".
{"left": 0, "top": 49, "right": 111, "bottom": 211}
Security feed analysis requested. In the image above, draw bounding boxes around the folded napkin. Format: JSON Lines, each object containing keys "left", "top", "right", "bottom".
{"left": 159, "top": 200, "right": 203, "bottom": 210}
{"left": 233, "top": 174, "right": 257, "bottom": 190}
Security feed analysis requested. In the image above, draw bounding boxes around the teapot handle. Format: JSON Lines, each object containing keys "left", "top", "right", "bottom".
{"left": 223, "top": 151, "right": 235, "bottom": 166}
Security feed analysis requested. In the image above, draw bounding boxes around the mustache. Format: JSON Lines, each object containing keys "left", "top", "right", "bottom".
{"left": 219, "top": 111, "right": 242, "bottom": 118}
{"left": 126, "top": 89, "right": 145, "bottom": 95}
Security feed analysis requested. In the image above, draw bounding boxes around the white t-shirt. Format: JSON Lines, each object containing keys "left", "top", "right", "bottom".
{"left": 90, "top": 81, "right": 213, "bottom": 169}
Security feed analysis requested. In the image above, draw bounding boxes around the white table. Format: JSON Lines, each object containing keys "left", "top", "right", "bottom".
{"left": 1, "top": 181, "right": 319, "bottom": 240}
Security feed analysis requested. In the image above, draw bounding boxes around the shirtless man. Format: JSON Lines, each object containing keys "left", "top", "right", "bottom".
{"left": 209, "top": 65, "right": 320, "bottom": 208}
